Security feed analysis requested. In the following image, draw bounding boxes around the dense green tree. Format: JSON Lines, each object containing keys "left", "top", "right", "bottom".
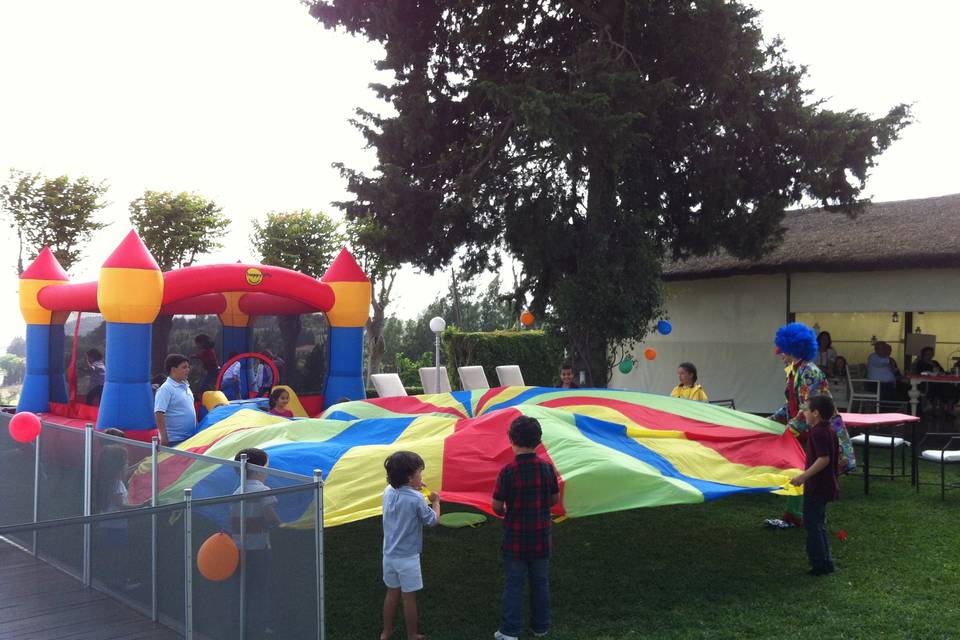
{"left": 0, "top": 169, "right": 108, "bottom": 273}
{"left": 129, "top": 190, "right": 231, "bottom": 374}
{"left": 251, "top": 210, "right": 344, "bottom": 387}
{"left": 6, "top": 336, "right": 26, "bottom": 357}
{"left": 309, "top": 0, "right": 911, "bottom": 385}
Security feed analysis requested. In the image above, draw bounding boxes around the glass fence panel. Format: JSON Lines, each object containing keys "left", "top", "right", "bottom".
{"left": 190, "top": 485, "right": 319, "bottom": 639}
{"left": 0, "top": 412, "right": 36, "bottom": 539}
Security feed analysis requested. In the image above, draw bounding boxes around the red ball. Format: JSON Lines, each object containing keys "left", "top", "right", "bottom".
{"left": 9, "top": 411, "right": 42, "bottom": 443}
{"left": 643, "top": 348, "right": 657, "bottom": 361}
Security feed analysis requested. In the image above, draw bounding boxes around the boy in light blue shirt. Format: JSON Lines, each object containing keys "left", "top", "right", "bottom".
{"left": 381, "top": 451, "right": 440, "bottom": 640}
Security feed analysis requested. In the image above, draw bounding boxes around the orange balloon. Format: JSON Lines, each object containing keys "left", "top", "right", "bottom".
{"left": 197, "top": 532, "right": 239, "bottom": 581}
{"left": 644, "top": 348, "right": 657, "bottom": 361}
{"left": 520, "top": 311, "right": 535, "bottom": 327}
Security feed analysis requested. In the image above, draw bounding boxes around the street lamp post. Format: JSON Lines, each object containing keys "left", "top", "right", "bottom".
{"left": 429, "top": 316, "right": 446, "bottom": 393}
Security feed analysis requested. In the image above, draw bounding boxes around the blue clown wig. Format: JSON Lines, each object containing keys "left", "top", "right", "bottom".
{"left": 774, "top": 322, "right": 818, "bottom": 362}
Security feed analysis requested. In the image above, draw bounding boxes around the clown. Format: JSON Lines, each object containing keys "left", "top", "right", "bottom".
{"left": 767, "top": 322, "right": 855, "bottom": 528}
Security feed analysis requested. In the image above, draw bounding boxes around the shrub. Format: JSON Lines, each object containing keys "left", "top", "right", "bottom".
{"left": 443, "top": 329, "right": 565, "bottom": 388}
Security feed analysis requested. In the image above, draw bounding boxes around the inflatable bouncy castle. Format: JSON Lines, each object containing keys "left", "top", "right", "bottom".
{"left": 16, "top": 230, "right": 370, "bottom": 440}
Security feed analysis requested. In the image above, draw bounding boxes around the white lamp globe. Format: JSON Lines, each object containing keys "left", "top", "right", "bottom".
{"left": 429, "top": 316, "right": 446, "bottom": 333}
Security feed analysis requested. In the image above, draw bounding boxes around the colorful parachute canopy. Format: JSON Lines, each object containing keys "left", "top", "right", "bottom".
{"left": 129, "top": 387, "right": 805, "bottom": 528}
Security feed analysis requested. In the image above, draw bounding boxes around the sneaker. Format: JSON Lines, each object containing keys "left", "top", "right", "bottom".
{"left": 763, "top": 518, "right": 793, "bottom": 529}
{"left": 533, "top": 631, "right": 549, "bottom": 637}
{"left": 494, "top": 632, "right": 519, "bottom": 640}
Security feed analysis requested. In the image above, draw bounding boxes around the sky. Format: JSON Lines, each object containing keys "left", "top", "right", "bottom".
{"left": 1, "top": 0, "right": 958, "bottom": 351}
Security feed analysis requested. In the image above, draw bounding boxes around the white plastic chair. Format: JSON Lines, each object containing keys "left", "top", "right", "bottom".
{"left": 458, "top": 366, "right": 490, "bottom": 390}
{"left": 419, "top": 367, "right": 452, "bottom": 394}
{"left": 371, "top": 373, "right": 408, "bottom": 398}
{"left": 496, "top": 365, "right": 525, "bottom": 387}
{"left": 845, "top": 364, "right": 881, "bottom": 412}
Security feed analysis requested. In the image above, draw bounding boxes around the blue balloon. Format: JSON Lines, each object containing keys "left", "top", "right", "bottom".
{"left": 657, "top": 320, "right": 673, "bottom": 335}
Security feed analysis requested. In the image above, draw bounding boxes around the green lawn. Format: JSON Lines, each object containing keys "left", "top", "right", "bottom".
{"left": 323, "top": 469, "right": 960, "bottom": 639}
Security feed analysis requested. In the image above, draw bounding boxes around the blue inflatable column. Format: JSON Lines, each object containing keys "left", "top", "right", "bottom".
{"left": 18, "top": 324, "right": 53, "bottom": 413}
{"left": 324, "top": 327, "right": 365, "bottom": 404}
{"left": 98, "top": 323, "right": 156, "bottom": 430}
{"left": 95, "top": 231, "right": 165, "bottom": 434}
{"left": 17, "top": 247, "right": 70, "bottom": 414}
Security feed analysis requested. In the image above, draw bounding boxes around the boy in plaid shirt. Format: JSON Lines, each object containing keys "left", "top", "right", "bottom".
{"left": 492, "top": 416, "right": 560, "bottom": 640}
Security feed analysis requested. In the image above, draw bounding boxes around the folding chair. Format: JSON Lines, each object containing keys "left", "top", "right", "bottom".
{"left": 917, "top": 433, "right": 960, "bottom": 499}
{"left": 419, "top": 367, "right": 452, "bottom": 394}
{"left": 845, "top": 365, "right": 881, "bottom": 412}
{"left": 370, "top": 373, "right": 408, "bottom": 398}
{"left": 495, "top": 365, "right": 525, "bottom": 387}
{"left": 708, "top": 399, "right": 736, "bottom": 410}
{"left": 458, "top": 366, "right": 490, "bottom": 390}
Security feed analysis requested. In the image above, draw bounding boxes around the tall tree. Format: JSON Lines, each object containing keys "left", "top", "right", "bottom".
{"left": 129, "top": 190, "right": 231, "bottom": 374}
{"left": 309, "top": 0, "right": 911, "bottom": 385}
{"left": 251, "top": 210, "right": 344, "bottom": 387}
{"left": 0, "top": 169, "right": 108, "bottom": 273}
{"left": 344, "top": 215, "right": 400, "bottom": 384}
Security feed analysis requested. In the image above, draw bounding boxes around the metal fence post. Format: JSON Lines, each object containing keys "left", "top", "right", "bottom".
{"left": 239, "top": 453, "right": 248, "bottom": 640}
{"left": 82, "top": 423, "right": 93, "bottom": 587}
{"left": 184, "top": 488, "right": 193, "bottom": 640}
{"left": 151, "top": 436, "right": 159, "bottom": 622}
{"left": 32, "top": 430, "right": 41, "bottom": 556}
{"left": 314, "top": 468, "right": 325, "bottom": 640}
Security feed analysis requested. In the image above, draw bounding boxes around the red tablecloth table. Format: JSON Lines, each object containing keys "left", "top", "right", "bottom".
{"left": 840, "top": 412, "right": 921, "bottom": 495}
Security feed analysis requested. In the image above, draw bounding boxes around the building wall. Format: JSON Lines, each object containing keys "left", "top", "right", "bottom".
{"left": 611, "top": 268, "right": 960, "bottom": 414}
{"left": 610, "top": 274, "right": 789, "bottom": 414}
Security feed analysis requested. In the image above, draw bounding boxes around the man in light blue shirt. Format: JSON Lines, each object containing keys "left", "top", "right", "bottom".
{"left": 154, "top": 354, "right": 197, "bottom": 446}
{"left": 866, "top": 341, "right": 904, "bottom": 401}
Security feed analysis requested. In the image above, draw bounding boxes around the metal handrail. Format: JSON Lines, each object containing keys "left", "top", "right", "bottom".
{"left": 0, "top": 482, "right": 319, "bottom": 536}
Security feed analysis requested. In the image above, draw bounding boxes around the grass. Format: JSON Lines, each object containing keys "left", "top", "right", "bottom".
{"left": 4, "top": 422, "right": 960, "bottom": 639}
{"left": 321, "top": 468, "right": 960, "bottom": 640}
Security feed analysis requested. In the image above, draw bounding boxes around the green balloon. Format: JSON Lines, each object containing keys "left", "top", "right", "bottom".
{"left": 618, "top": 358, "right": 634, "bottom": 374}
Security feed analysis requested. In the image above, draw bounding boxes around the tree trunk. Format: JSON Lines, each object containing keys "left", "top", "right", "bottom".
{"left": 151, "top": 315, "right": 174, "bottom": 377}
{"left": 570, "top": 153, "right": 619, "bottom": 388}
{"left": 277, "top": 315, "right": 301, "bottom": 388}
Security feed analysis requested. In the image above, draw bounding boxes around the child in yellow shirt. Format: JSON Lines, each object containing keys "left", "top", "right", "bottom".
{"left": 670, "top": 362, "right": 709, "bottom": 402}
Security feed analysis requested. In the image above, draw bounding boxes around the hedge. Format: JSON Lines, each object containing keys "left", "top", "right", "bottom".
{"left": 443, "top": 328, "right": 565, "bottom": 389}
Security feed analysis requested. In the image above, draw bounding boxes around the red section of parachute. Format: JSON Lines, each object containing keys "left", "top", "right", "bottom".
{"left": 362, "top": 396, "right": 467, "bottom": 418}
{"left": 440, "top": 408, "right": 566, "bottom": 517}
{"left": 539, "top": 396, "right": 803, "bottom": 469}
{"left": 321, "top": 248, "right": 369, "bottom": 282}
{"left": 21, "top": 247, "right": 69, "bottom": 281}
{"left": 102, "top": 230, "right": 161, "bottom": 271}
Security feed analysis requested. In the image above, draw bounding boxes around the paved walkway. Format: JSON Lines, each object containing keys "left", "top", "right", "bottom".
{"left": 0, "top": 540, "right": 178, "bottom": 640}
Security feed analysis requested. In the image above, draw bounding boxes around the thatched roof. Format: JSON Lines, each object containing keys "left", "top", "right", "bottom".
{"left": 663, "top": 192, "right": 960, "bottom": 280}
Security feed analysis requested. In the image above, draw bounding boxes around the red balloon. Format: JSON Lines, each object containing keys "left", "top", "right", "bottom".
{"left": 520, "top": 311, "right": 535, "bottom": 327}
{"left": 9, "top": 412, "right": 42, "bottom": 443}
{"left": 643, "top": 348, "right": 657, "bottom": 361}
{"left": 197, "top": 532, "right": 239, "bottom": 581}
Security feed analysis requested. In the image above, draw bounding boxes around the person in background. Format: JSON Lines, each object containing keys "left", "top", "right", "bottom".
{"left": 815, "top": 331, "right": 838, "bottom": 377}
{"left": 911, "top": 346, "right": 958, "bottom": 416}
{"left": 267, "top": 388, "right": 293, "bottom": 418}
{"left": 255, "top": 351, "right": 275, "bottom": 396}
{"left": 191, "top": 334, "right": 219, "bottom": 393}
{"left": 559, "top": 363, "right": 578, "bottom": 389}
{"left": 833, "top": 355, "right": 848, "bottom": 379}
{"left": 866, "top": 341, "right": 906, "bottom": 402}
{"left": 670, "top": 362, "right": 709, "bottom": 402}
{"left": 154, "top": 354, "right": 196, "bottom": 446}
{"left": 221, "top": 351, "right": 242, "bottom": 400}
{"left": 231, "top": 448, "right": 281, "bottom": 638}
{"left": 86, "top": 348, "right": 105, "bottom": 406}
{"left": 94, "top": 444, "right": 139, "bottom": 590}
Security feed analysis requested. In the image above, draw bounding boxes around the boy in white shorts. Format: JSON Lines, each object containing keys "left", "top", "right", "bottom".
{"left": 381, "top": 451, "right": 441, "bottom": 640}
